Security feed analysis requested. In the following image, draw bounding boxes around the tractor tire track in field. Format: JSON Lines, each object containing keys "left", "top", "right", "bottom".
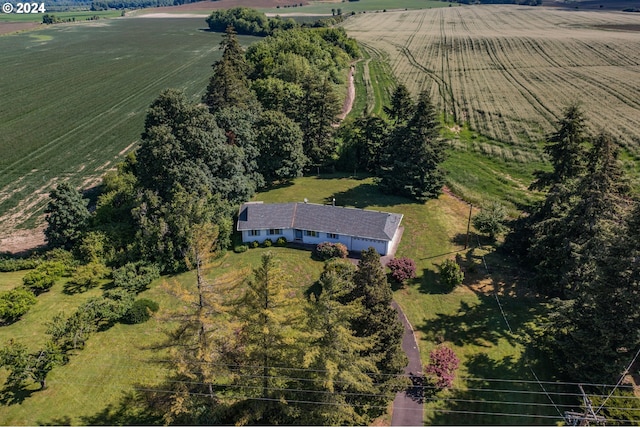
{"left": 479, "top": 37, "right": 556, "bottom": 126}
{"left": 344, "top": 6, "right": 640, "bottom": 154}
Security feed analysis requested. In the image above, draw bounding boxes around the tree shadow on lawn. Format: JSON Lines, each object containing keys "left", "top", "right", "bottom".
{"left": 417, "top": 268, "right": 452, "bottom": 295}
{"left": 0, "top": 383, "right": 38, "bottom": 406}
{"left": 417, "top": 278, "right": 546, "bottom": 348}
{"left": 77, "top": 390, "right": 164, "bottom": 426}
{"left": 330, "top": 183, "right": 418, "bottom": 209}
{"left": 38, "top": 390, "right": 163, "bottom": 426}
{"left": 425, "top": 351, "right": 575, "bottom": 425}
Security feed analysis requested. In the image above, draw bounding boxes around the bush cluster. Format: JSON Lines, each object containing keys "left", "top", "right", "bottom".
{"left": 276, "top": 237, "right": 287, "bottom": 247}
{"left": 425, "top": 345, "right": 460, "bottom": 390}
{"left": 0, "top": 257, "right": 41, "bottom": 272}
{"left": 314, "top": 242, "right": 349, "bottom": 260}
{"left": 250, "top": 241, "right": 260, "bottom": 249}
{"left": 439, "top": 259, "right": 464, "bottom": 290}
{"left": 263, "top": 238, "right": 273, "bottom": 248}
{"left": 234, "top": 245, "right": 248, "bottom": 253}
{"left": 123, "top": 298, "right": 160, "bottom": 324}
{"left": 0, "top": 288, "right": 37, "bottom": 323}
{"left": 387, "top": 257, "right": 417, "bottom": 285}
{"left": 112, "top": 262, "right": 160, "bottom": 294}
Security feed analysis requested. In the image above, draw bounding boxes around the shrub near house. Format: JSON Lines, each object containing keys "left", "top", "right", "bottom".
{"left": 314, "top": 242, "right": 348, "bottom": 260}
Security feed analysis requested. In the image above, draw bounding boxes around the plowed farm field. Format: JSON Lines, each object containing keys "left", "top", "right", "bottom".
{"left": 343, "top": 6, "right": 640, "bottom": 151}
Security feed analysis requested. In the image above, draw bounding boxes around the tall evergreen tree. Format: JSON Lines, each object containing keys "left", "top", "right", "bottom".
{"left": 44, "top": 182, "right": 90, "bottom": 250}
{"left": 302, "top": 267, "right": 377, "bottom": 425}
{"left": 379, "top": 91, "right": 447, "bottom": 201}
{"left": 298, "top": 75, "right": 341, "bottom": 167}
{"left": 546, "top": 133, "right": 635, "bottom": 383}
{"left": 383, "top": 84, "right": 414, "bottom": 124}
{"left": 528, "top": 131, "right": 628, "bottom": 297}
{"left": 512, "top": 104, "right": 591, "bottom": 295}
{"left": 230, "top": 252, "right": 306, "bottom": 424}
{"left": 203, "top": 26, "right": 257, "bottom": 115}
{"left": 530, "top": 103, "right": 589, "bottom": 191}
{"left": 347, "top": 248, "right": 407, "bottom": 418}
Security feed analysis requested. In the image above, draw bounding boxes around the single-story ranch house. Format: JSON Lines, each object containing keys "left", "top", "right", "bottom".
{"left": 237, "top": 201, "right": 403, "bottom": 256}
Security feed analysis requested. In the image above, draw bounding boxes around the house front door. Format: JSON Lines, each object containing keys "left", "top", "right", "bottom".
{"left": 295, "top": 229, "right": 303, "bottom": 241}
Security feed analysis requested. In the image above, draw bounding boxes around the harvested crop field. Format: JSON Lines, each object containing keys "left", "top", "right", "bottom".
{"left": 343, "top": 6, "right": 640, "bottom": 151}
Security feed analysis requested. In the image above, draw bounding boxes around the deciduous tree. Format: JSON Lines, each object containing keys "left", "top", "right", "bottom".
{"left": 255, "top": 110, "right": 307, "bottom": 186}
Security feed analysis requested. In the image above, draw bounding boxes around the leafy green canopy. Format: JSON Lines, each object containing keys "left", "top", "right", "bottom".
{"left": 206, "top": 7, "right": 296, "bottom": 36}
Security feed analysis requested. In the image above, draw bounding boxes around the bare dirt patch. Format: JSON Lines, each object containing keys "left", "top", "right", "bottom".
{"left": 0, "top": 22, "right": 40, "bottom": 35}
{"left": 0, "top": 225, "right": 46, "bottom": 254}
{"left": 337, "top": 66, "right": 356, "bottom": 121}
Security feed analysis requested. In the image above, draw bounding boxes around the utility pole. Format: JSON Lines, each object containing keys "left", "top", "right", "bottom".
{"left": 464, "top": 203, "right": 472, "bottom": 249}
{"left": 564, "top": 384, "right": 606, "bottom": 426}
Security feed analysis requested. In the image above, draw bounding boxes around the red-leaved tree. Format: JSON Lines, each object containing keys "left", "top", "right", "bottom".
{"left": 387, "top": 257, "right": 417, "bottom": 285}
{"left": 425, "top": 345, "right": 459, "bottom": 390}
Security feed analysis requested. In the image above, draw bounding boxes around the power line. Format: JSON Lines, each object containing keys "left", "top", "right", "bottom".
{"left": 475, "top": 234, "right": 566, "bottom": 421}
{"left": 595, "top": 346, "right": 640, "bottom": 415}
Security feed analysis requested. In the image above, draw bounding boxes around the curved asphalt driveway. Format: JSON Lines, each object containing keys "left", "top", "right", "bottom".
{"left": 391, "top": 301, "right": 424, "bottom": 426}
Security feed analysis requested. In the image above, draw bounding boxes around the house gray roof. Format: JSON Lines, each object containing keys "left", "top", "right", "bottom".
{"left": 237, "top": 202, "right": 403, "bottom": 241}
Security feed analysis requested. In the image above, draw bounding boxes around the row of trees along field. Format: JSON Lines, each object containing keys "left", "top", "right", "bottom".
{"left": 0, "top": 14, "right": 430, "bottom": 423}
{"left": 504, "top": 105, "right": 640, "bottom": 409}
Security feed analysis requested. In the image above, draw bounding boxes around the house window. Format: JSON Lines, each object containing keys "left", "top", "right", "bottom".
{"left": 268, "top": 229, "right": 282, "bottom": 235}
{"left": 305, "top": 230, "right": 318, "bottom": 237}
{"left": 249, "top": 230, "right": 260, "bottom": 236}
{"left": 327, "top": 233, "right": 339, "bottom": 239}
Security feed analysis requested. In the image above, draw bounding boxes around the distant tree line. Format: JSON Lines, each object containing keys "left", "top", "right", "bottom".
{"left": 90, "top": 0, "right": 200, "bottom": 10}
{"left": 206, "top": 7, "right": 361, "bottom": 37}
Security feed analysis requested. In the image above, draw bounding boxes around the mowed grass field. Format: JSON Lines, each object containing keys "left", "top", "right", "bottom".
{"left": 0, "top": 17, "right": 259, "bottom": 238}
{"left": 0, "top": 175, "right": 567, "bottom": 424}
{"left": 343, "top": 6, "right": 640, "bottom": 154}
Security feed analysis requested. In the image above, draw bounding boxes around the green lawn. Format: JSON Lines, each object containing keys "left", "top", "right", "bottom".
{"left": 256, "top": 174, "right": 565, "bottom": 423}
{"left": 0, "top": 247, "right": 324, "bottom": 424}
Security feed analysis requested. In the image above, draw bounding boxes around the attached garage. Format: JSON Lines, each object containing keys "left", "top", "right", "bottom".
{"left": 351, "top": 236, "right": 387, "bottom": 255}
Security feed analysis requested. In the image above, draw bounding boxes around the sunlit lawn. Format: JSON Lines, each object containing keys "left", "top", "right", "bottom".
{"left": 0, "top": 174, "right": 562, "bottom": 424}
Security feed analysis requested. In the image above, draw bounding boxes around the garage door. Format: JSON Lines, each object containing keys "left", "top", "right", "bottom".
{"left": 351, "top": 237, "right": 386, "bottom": 255}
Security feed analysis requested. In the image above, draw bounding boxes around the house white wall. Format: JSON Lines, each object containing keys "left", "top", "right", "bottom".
{"left": 242, "top": 229, "right": 294, "bottom": 244}
{"left": 242, "top": 229, "right": 393, "bottom": 255}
